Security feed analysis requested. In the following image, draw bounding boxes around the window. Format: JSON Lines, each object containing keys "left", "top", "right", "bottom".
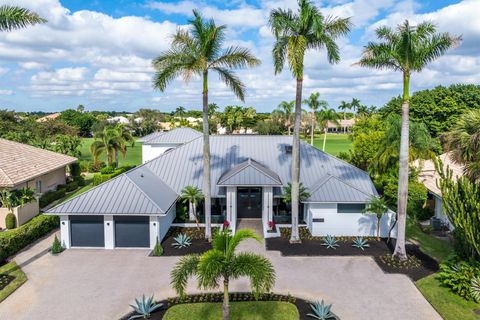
{"left": 337, "top": 203, "right": 365, "bottom": 213}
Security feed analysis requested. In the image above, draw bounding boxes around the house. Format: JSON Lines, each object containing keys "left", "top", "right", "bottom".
{"left": 107, "top": 116, "right": 130, "bottom": 124}
{"left": 413, "top": 152, "right": 464, "bottom": 228}
{"left": 326, "top": 119, "right": 355, "bottom": 133}
{"left": 0, "top": 138, "right": 77, "bottom": 228}
{"left": 140, "top": 128, "right": 202, "bottom": 163}
{"left": 36, "top": 112, "right": 61, "bottom": 123}
{"left": 47, "top": 128, "right": 396, "bottom": 249}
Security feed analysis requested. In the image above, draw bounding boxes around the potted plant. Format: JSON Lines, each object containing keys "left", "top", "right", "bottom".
{"left": 267, "top": 220, "right": 276, "bottom": 233}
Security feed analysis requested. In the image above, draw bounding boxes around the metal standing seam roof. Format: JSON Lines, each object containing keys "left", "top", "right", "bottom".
{"left": 47, "top": 133, "right": 379, "bottom": 216}
{"left": 140, "top": 127, "right": 202, "bottom": 144}
{"left": 218, "top": 158, "right": 282, "bottom": 186}
{"left": 0, "top": 138, "right": 77, "bottom": 188}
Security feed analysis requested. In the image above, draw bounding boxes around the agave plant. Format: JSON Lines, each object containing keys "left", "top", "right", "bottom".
{"left": 128, "top": 295, "right": 163, "bottom": 319}
{"left": 352, "top": 237, "right": 370, "bottom": 250}
{"left": 472, "top": 276, "right": 480, "bottom": 302}
{"left": 321, "top": 235, "right": 339, "bottom": 250}
{"left": 308, "top": 300, "right": 337, "bottom": 320}
{"left": 172, "top": 234, "right": 192, "bottom": 248}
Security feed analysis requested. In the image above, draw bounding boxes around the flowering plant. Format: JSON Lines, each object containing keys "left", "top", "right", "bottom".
{"left": 223, "top": 220, "right": 230, "bottom": 229}
{"left": 268, "top": 220, "right": 275, "bottom": 231}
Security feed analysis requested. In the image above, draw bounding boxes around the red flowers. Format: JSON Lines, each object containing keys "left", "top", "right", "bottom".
{"left": 223, "top": 220, "right": 230, "bottom": 229}
{"left": 268, "top": 220, "right": 275, "bottom": 230}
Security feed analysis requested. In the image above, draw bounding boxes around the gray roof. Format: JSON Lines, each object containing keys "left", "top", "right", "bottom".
{"left": 218, "top": 158, "right": 282, "bottom": 186}
{"left": 47, "top": 134, "right": 378, "bottom": 216}
{"left": 140, "top": 127, "right": 202, "bottom": 145}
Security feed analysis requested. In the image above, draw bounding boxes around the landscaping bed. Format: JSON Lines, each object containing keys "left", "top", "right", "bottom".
{"left": 121, "top": 293, "right": 317, "bottom": 320}
{"left": 0, "top": 262, "right": 27, "bottom": 303}
{"left": 159, "top": 227, "right": 215, "bottom": 256}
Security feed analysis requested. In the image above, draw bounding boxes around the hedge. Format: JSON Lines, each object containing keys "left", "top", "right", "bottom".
{"left": 39, "top": 189, "right": 66, "bottom": 208}
{"left": 92, "top": 165, "right": 135, "bottom": 186}
{"left": 0, "top": 214, "right": 59, "bottom": 262}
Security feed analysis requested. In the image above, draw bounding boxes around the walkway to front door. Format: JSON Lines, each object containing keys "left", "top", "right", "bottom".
{"left": 237, "top": 187, "right": 262, "bottom": 218}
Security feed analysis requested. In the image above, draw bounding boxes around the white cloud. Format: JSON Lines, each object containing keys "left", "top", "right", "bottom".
{"left": 18, "top": 62, "right": 48, "bottom": 70}
{"left": 0, "top": 90, "right": 13, "bottom": 95}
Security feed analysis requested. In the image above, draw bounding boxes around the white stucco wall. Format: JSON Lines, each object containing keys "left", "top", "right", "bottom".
{"left": 104, "top": 215, "right": 114, "bottom": 249}
{"left": 307, "top": 203, "right": 397, "bottom": 238}
{"left": 158, "top": 205, "right": 176, "bottom": 242}
{"left": 142, "top": 143, "right": 181, "bottom": 163}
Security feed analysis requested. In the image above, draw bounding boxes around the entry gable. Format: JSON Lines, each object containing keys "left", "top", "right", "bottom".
{"left": 217, "top": 158, "right": 282, "bottom": 186}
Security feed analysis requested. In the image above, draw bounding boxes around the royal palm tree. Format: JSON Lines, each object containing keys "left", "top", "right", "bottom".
{"left": 269, "top": 0, "right": 351, "bottom": 243}
{"left": 363, "top": 196, "right": 388, "bottom": 240}
{"left": 171, "top": 228, "right": 275, "bottom": 320}
{"left": 152, "top": 10, "right": 260, "bottom": 241}
{"left": 358, "top": 20, "right": 460, "bottom": 260}
{"left": 276, "top": 100, "right": 295, "bottom": 135}
{"left": 180, "top": 185, "right": 204, "bottom": 228}
{"left": 174, "top": 106, "right": 186, "bottom": 119}
{"left": 90, "top": 124, "right": 134, "bottom": 168}
{"left": 0, "top": 5, "right": 46, "bottom": 32}
{"left": 338, "top": 100, "right": 351, "bottom": 133}
{"left": 317, "top": 108, "right": 340, "bottom": 152}
{"left": 446, "top": 110, "right": 480, "bottom": 182}
{"left": 303, "top": 92, "right": 328, "bottom": 145}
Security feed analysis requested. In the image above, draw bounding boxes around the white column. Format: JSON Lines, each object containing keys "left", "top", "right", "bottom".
{"left": 150, "top": 216, "right": 160, "bottom": 249}
{"left": 226, "top": 187, "right": 237, "bottom": 233}
{"left": 262, "top": 187, "right": 273, "bottom": 231}
{"left": 104, "top": 215, "right": 114, "bottom": 249}
{"left": 59, "top": 215, "right": 70, "bottom": 249}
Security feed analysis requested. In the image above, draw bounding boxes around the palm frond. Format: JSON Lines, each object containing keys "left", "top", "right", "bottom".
{"left": 170, "top": 254, "right": 200, "bottom": 296}
{"left": 0, "top": 5, "right": 47, "bottom": 32}
{"left": 213, "top": 67, "right": 246, "bottom": 101}
{"left": 232, "top": 252, "right": 276, "bottom": 296}
{"left": 197, "top": 249, "right": 224, "bottom": 289}
{"left": 209, "top": 46, "right": 260, "bottom": 69}
{"left": 227, "top": 229, "right": 261, "bottom": 257}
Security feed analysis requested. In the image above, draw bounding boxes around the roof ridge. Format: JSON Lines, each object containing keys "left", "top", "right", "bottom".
{"left": 309, "top": 174, "right": 334, "bottom": 194}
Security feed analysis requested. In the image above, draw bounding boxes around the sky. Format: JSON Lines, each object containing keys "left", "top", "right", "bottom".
{"left": 0, "top": 0, "right": 478, "bottom": 113}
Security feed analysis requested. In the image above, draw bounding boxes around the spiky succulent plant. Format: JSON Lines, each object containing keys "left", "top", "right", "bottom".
{"left": 321, "top": 235, "right": 339, "bottom": 249}
{"left": 172, "top": 233, "right": 192, "bottom": 248}
{"left": 307, "top": 300, "right": 337, "bottom": 320}
{"left": 352, "top": 237, "right": 370, "bottom": 250}
{"left": 128, "top": 295, "right": 163, "bottom": 319}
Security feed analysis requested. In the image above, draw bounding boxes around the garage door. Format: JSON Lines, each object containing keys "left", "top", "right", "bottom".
{"left": 114, "top": 216, "right": 150, "bottom": 248}
{"left": 70, "top": 216, "right": 105, "bottom": 247}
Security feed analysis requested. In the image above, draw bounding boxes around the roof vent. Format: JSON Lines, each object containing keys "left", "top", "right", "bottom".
{"left": 285, "top": 145, "right": 292, "bottom": 154}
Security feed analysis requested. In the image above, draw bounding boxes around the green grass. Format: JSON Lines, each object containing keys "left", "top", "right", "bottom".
{"left": 163, "top": 301, "right": 299, "bottom": 320}
{"left": 303, "top": 133, "right": 352, "bottom": 156}
{"left": 417, "top": 275, "right": 480, "bottom": 320}
{"left": 59, "top": 177, "right": 94, "bottom": 204}
{"left": 406, "top": 219, "right": 453, "bottom": 262}
{"left": 0, "top": 262, "right": 27, "bottom": 303}
{"left": 79, "top": 138, "right": 143, "bottom": 167}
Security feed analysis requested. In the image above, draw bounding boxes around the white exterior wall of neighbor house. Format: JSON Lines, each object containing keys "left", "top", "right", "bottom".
{"left": 142, "top": 144, "right": 181, "bottom": 163}
{"left": 307, "top": 203, "right": 397, "bottom": 238}
{"left": 14, "top": 167, "right": 67, "bottom": 194}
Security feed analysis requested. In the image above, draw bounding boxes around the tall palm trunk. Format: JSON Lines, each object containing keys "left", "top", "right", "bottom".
{"left": 310, "top": 112, "right": 315, "bottom": 145}
{"left": 322, "top": 127, "right": 327, "bottom": 151}
{"left": 393, "top": 72, "right": 410, "bottom": 260}
{"left": 223, "top": 279, "right": 229, "bottom": 320}
{"left": 203, "top": 71, "right": 212, "bottom": 241}
{"left": 290, "top": 78, "right": 303, "bottom": 243}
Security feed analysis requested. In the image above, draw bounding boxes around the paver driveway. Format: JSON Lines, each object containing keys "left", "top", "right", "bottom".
{"left": 0, "top": 233, "right": 441, "bottom": 320}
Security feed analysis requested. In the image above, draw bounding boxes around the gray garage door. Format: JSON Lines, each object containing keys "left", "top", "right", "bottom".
{"left": 70, "top": 216, "right": 105, "bottom": 247}
{"left": 114, "top": 216, "right": 150, "bottom": 248}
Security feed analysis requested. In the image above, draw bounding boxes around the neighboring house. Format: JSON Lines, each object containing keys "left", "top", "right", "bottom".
{"left": 107, "top": 116, "right": 130, "bottom": 124}
{"left": 36, "top": 112, "right": 61, "bottom": 123}
{"left": 413, "top": 152, "right": 464, "bottom": 228}
{"left": 326, "top": 119, "right": 355, "bottom": 133}
{"left": 0, "top": 138, "right": 77, "bottom": 228}
{"left": 47, "top": 128, "right": 396, "bottom": 250}
{"left": 140, "top": 128, "right": 202, "bottom": 163}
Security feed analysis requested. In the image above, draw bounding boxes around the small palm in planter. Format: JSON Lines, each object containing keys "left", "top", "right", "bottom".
{"left": 171, "top": 228, "right": 275, "bottom": 320}
{"left": 129, "top": 295, "right": 163, "bottom": 319}
{"left": 51, "top": 235, "right": 63, "bottom": 255}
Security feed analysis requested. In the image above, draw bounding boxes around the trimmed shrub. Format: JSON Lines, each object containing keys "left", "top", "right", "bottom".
{"left": 70, "top": 162, "right": 81, "bottom": 177}
{"left": 0, "top": 214, "right": 59, "bottom": 262}
{"left": 39, "top": 189, "right": 66, "bottom": 208}
{"left": 65, "top": 181, "right": 79, "bottom": 192}
{"left": 152, "top": 237, "right": 163, "bottom": 256}
{"left": 100, "top": 165, "right": 115, "bottom": 174}
{"left": 74, "top": 176, "right": 86, "bottom": 187}
{"left": 5, "top": 213, "right": 16, "bottom": 229}
{"left": 51, "top": 235, "right": 63, "bottom": 254}
{"left": 92, "top": 165, "right": 136, "bottom": 186}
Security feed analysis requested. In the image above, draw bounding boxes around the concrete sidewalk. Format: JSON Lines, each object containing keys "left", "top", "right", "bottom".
{"left": 0, "top": 233, "right": 441, "bottom": 320}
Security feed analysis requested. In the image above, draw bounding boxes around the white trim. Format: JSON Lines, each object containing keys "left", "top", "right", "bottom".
{"left": 104, "top": 215, "right": 114, "bottom": 249}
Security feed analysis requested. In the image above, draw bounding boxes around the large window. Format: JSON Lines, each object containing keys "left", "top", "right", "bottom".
{"left": 337, "top": 203, "right": 366, "bottom": 214}
{"left": 272, "top": 198, "right": 305, "bottom": 224}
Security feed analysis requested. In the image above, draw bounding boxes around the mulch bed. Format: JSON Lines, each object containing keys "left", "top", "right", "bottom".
{"left": 0, "top": 274, "right": 15, "bottom": 290}
{"left": 266, "top": 231, "right": 439, "bottom": 281}
{"left": 160, "top": 235, "right": 212, "bottom": 256}
{"left": 120, "top": 292, "right": 319, "bottom": 320}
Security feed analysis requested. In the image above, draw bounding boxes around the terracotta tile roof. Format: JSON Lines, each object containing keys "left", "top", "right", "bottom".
{"left": 0, "top": 138, "right": 77, "bottom": 188}
{"left": 36, "top": 113, "right": 61, "bottom": 122}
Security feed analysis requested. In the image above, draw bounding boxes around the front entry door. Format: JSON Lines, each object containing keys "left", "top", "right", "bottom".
{"left": 237, "top": 187, "right": 262, "bottom": 218}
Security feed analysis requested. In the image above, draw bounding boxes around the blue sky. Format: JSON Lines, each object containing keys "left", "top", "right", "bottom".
{"left": 0, "top": 0, "right": 478, "bottom": 113}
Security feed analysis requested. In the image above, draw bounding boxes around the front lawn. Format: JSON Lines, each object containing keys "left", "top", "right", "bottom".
{"left": 406, "top": 219, "right": 453, "bottom": 262}
{"left": 306, "top": 133, "right": 352, "bottom": 156}
{"left": 417, "top": 274, "right": 480, "bottom": 320}
{"left": 0, "top": 262, "right": 27, "bottom": 303}
{"left": 163, "top": 301, "right": 299, "bottom": 320}
{"left": 79, "top": 138, "right": 143, "bottom": 167}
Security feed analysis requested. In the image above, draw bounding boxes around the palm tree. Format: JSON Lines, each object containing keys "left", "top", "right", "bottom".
{"left": 174, "top": 106, "right": 186, "bottom": 119}
{"left": 18, "top": 187, "right": 36, "bottom": 206}
{"left": 317, "top": 108, "right": 340, "bottom": 152}
{"left": 282, "top": 182, "right": 310, "bottom": 204}
{"left": 358, "top": 20, "right": 460, "bottom": 260}
{"left": 171, "top": 228, "right": 275, "bottom": 320}
{"left": 90, "top": 124, "right": 134, "bottom": 168}
{"left": 276, "top": 100, "right": 295, "bottom": 135}
{"left": 152, "top": 10, "right": 260, "bottom": 241}
{"left": 363, "top": 196, "right": 388, "bottom": 240}
{"left": 350, "top": 98, "right": 361, "bottom": 115}
{"left": 446, "top": 110, "right": 480, "bottom": 182}
{"left": 0, "top": 189, "right": 14, "bottom": 215}
{"left": 180, "top": 186, "right": 204, "bottom": 228}
{"left": 0, "top": 5, "right": 46, "bottom": 32}
{"left": 269, "top": 0, "right": 351, "bottom": 243}
{"left": 303, "top": 92, "right": 328, "bottom": 145}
